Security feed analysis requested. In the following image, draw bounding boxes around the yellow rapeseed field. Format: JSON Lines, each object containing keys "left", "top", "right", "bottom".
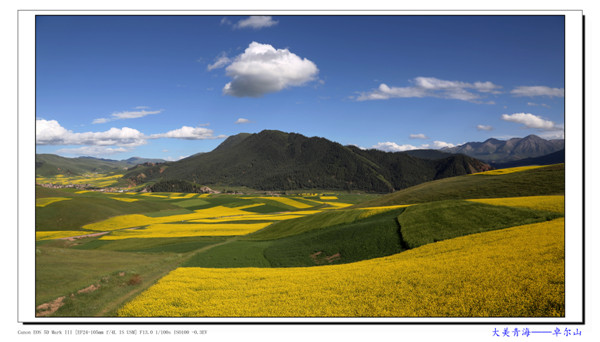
{"left": 469, "top": 165, "right": 547, "bottom": 175}
{"left": 35, "top": 231, "right": 91, "bottom": 241}
{"left": 190, "top": 210, "right": 323, "bottom": 223}
{"left": 357, "top": 204, "right": 412, "bottom": 219}
{"left": 320, "top": 201, "right": 353, "bottom": 209}
{"left": 36, "top": 173, "right": 122, "bottom": 187}
{"left": 101, "top": 222, "right": 272, "bottom": 239}
{"left": 251, "top": 197, "right": 314, "bottom": 209}
{"left": 320, "top": 196, "right": 338, "bottom": 200}
{"left": 35, "top": 197, "right": 72, "bottom": 207}
{"left": 118, "top": 218, "right": 564, "bottom": 317}
{"left": 468, "top": 195, "right": 564, "bottom": 214}
{"left": 169, "top": 193, "right": 197, "bottom": 199}
{"left": 110, "top": 197, "right": 139, "bottom": 202}
{"left": 82, "top": 206, "right": 278, "bottom": 231}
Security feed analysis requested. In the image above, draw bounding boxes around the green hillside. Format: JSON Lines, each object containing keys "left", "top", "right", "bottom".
{"left": 398, "top": 200, "right": 561, "bottom": 248}
{"left": 36, "top": 154, "right": 127, "bottom": 176}
{"left": 355, "top": 164, "right": 564, "bottom": 207}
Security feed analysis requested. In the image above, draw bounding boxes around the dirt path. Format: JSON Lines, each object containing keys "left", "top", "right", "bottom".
{"left": 95, "top": 236, "right": 240, "bottom": 317}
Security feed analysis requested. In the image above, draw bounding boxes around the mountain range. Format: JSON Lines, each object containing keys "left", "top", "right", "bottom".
{"left": 35, "top": 154, "right": 166, "bottom": 176}
{"left": 36, "top": 131, "right": 565, "bottom": 193}
{"left": 442, "top": 134, "right": 564, "bottom": 163}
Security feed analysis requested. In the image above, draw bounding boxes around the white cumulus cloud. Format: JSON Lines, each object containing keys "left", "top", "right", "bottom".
{"left": 356, "top": 77, "right": 501, "bottom": 103}
{"left": 36, "top": 119, "right": 146, "bottom": 147}
{"left": 511, "top": 86, "right": 564, "bottom": 97}
{"left": 235, "top": 118, "right": 250, "bottom": 124}
{"left": 234, "top": 16, "right": 278, "bottom": 29}
{"left": 371, "top": 142, "right": 419, "bottom": 152}
{"left": 223, "top": 42, "right": 319, "bottom": 97}
{"left": 477, "top": 124, "right": 493, "bottom": 131}
{"left": 431, "top": 140, "right": 456, "bottom": 149}
{"left": 501, "top": 113, "right": 557, "bottom": 130}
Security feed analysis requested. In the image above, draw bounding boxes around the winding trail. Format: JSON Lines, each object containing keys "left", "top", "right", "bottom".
{"left": 95, "top": 236, "right": 240, "bottom": 316}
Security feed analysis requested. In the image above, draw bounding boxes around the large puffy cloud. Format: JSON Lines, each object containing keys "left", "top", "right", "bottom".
{"left": 510, "top": 86, "right": 564, "bottom": 97}
{"left": 37, "top": 119, "right": 225, "bottom": 153}
{"left": 36, "top": 119, "right": 146, "bottom": 146}
{"left": 356, "top": 77, "right": 501, "bottom": 102}
{"left": 150, "top": 126, "right": 226, "bottom": 140}
{"left": 501, "top": 113, "right": 557, "bottom": 130}
{"left": 223, "top": 42, "right": 319, "bottom": 97}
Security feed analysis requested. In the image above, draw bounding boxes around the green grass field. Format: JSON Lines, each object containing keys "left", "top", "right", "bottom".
{"left": 34, "top": 163, "right": 565, "bottom": 317}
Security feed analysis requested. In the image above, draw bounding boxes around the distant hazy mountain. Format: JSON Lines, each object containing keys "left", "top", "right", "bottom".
{"left": 125, "top": 130, "right": 491, "bottom": 193}
{"left": 442, "top": 135, "right": 564, "bottom": 163}
{"left": 35, "top": 154, "right": 165, "bottom": 177}
{"left": 491, "top": 149, "right": 565, "bottom": 169}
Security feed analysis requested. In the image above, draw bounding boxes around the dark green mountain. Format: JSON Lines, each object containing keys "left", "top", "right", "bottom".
{"left": 126, "top": 130, "right": 491, "bottom": 193}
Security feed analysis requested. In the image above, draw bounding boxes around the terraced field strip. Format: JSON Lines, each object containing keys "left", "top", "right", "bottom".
{"left": 469, "top": 165, "right": 548, "bottom": 175}
{"left": 100, "top": 222, "right": 273, "bottom": 239}
{"left": 467, "top": 195, "right": 564, "bottom": 214}
{"left": 36, "top": 197, "right": 72, "bottom": 207}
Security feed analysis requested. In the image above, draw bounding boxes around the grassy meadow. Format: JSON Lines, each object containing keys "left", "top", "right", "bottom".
{"left": 34, "top": 164, "right": 565, "bottom": 317}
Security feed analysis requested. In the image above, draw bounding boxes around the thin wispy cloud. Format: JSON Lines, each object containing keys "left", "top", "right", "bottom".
{"left": 409, "top": 133, "right": 428, "bottom": 139}
{"left": 511, "top": 86, "right": 564, "bottom": 98}
{"left": 207, "top": 52, "right": 231, "bottom": 71}
{"left": 56, "top": 146, "right": 130, "bottom": 156}
{"left": 234, "top": 16, "right": 278, "bottom": 29}
{"left": 150, "top": 126, "right": 226, "bottom": 140}
{"left": 92, "top": 108, "right": 162, "bottom": 124}
{"left": 356, "top": 77, "right": 502, "bottom": 103}
{"left": 223, "top": 42, "right": 319, "bottom": 97}
{"left": 477, "top": 124, "right": 493, "bottom": 131}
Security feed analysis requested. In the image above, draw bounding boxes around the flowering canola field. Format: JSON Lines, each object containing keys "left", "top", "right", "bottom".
{"left": 100, "top": 222, "right": 272, "bottom": 239}
{"left": 36, "top": 230, "right": 95, "bottom": 241}
{"left": 36, "top": 197, "right": 72, "bottom": 207}
{"left": 469, "top": 165, "right": 547, "bottom": 175}
{"left": 83, "top": 205, "right": 262, "bottom": 231}
{"left": 468, "top": 195, "right": 564, "bottom": 214}
{"left": 118, "top": 218, "right": 564, "bottom": 317}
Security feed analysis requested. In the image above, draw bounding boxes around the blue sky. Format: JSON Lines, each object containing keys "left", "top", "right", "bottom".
{"left": 35, "top": 15, "right": 565, "bottom": 160}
